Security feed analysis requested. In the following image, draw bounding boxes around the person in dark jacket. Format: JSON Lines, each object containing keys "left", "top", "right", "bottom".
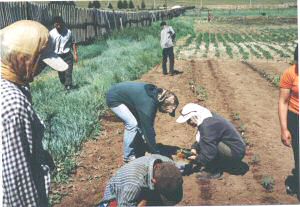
{"left": 176, "top": 103, "right": 246, "bottom": 180}
{"left": 106, "top": 81, "right": 179, "bottom": 163}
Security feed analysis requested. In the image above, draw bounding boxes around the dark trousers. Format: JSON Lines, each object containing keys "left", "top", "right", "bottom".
{"left": 288, "top": 110, "right": 299, "bottom": 193}
{"left": 58, "top": 52, "right": 73, "bottom": 87}
{"left": 162, "top": 47, "right": 174, "bottom": 75}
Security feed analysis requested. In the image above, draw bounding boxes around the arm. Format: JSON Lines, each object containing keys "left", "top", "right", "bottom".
{"left": 189, "top": 125, "right": 219, "bottom": 165}
{"left": 118, "top": 185, "right": 141, "bottom": 206}
{"left": 139, "top": 112, "right": 159, "bottom": 154}
{"left": 2, "top": 117, "right": 40, "bottom": 206}
{"left": 73, "top": 43, "right": 78, "bottom": 63}
{"left": 278, "top": 88, "right": 292, "bottom": 147}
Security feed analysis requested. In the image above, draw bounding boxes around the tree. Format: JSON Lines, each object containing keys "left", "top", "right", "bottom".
{"left": 123, "top": 0, "right": 128, "bottom": 9}
{"left": 93, "top": 1, "right": 101, "bottom": 8}
{"left": 88, "top": 1, "right": 101, "bottom": 9}
{"left": 129, "top": 0, "right": 134, "bottom": 9}
{"left": 141, "top": 0, "right": 146, "bottom": 9}
{"left": 117, "top": 0, "right": 123, "bottom": 9}
{"left": 48, "top": 1, "right": 76, "bottom": 7}
{"left": 108, "top": 2, "right": 113, "bottom": 9}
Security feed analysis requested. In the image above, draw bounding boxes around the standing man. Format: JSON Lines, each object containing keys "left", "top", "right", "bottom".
{"left": 98, "top": 154, "right": 183, "bottom": 206}
{"left": 160, "top": 21, "right": 175, "bottom": 76}
{"left": 50, "top": 16, "right": 78, "bottom": 91}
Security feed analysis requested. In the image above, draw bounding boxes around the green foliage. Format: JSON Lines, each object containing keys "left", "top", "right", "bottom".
{"left": 195, "top": 33, "right": 203, "bottom": 49}
{"left": 129, "top": 0, "right": 134, "bottom": 9}
{"left": 212, "top": 8, "right": 297, "bottom": 18}
{"left": 123, "top": 0, "right": 128, "bottom": 9}
{"left": 141, "top": 0, "right": 146, "bottom": 9}
{"left": 117, "top": 0, "right": 123, "bottom": 9}
{"left": 203, "top": 32, "right": 210, "bottom": 50}
{"left": 88, "top": 1, "right": 100, "bottom": 8}
{"left": 108, "top": 2, "right": 113, "bottom": 9}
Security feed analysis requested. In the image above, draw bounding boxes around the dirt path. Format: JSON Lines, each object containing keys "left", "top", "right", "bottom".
{"left": 53, "top": 57, "right": 299, "bottom": 206}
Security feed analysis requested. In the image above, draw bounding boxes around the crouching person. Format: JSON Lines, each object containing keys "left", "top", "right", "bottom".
{"left": 106, "top": 81, "right": 179, "bottom": 163}
{"left": 176, "top": 103, "right": 246, "bottom": 180}
{"left": 98, "top": 155, "right": 183, "bottom": 206}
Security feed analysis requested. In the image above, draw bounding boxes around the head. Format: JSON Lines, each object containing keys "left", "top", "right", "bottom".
{"left": 1, "top": 20, "right": 68, "bottom": 85}
{"left": 53, "top": 16, "right": 64, "bottom": 33}
{"left": 157, "top": 88, "right": 179, "bottom": 117}
{"left": 160, "top": 21, "right": 167, "bottom": 29}
{"left": 152, "top": 162, "right": 183, "bottom": 205}
{"left": 176, "top": 103, "right": 212, "bottom": 128}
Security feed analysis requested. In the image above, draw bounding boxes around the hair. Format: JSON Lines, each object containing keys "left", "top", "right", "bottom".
{"left": 53, "top": 16, "right": 64, "bottom": 24}
{"left": 153, "top": 162, "right": 183, "bottom": 196}
{"left": 160, "top": 21, "right": 167, "bottom": 27}
{"left": 157, "top": 88, "right": 179, "bottom": 112}
{"left": 294, "top": 44, "right": 298, "bottom": 62}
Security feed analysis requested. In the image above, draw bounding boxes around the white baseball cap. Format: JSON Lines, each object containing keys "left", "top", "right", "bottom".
{"left": 176, "top": 103, "right": 200, "bottom": 123}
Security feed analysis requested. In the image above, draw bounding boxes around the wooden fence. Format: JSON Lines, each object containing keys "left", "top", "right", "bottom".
{"left": 0, "top": 2, "right": 186, "bottom": 43}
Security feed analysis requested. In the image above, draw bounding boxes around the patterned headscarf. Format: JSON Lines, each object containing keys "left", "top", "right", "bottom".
{"left": 1, "top": 20, "right": 50, "bottom": 85}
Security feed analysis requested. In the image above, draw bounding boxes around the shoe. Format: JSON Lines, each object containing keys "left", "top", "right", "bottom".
{"left": 123, "top": 155, "right": 136, "bottom": 163}
{"left": 196, "top": 171, "right": 223, "bottom": 180}
{"left": 163, "top": 73, "right": 168, "bottom": 75}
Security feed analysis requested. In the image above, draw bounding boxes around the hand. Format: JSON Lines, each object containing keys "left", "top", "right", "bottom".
{"left": 281, "top": 129, "right": 292, "bottom": 147}
{"left": 188, "top": 155, "right": 197, "bottom": 160}
{"left": 137, "top": 199, "right": 147, "bottom": 207}
{"left": 74, "top": 54, "right": 78, "bottom": 63}
{"left": 191, "top": 149, "right": 197, "bottom": 155}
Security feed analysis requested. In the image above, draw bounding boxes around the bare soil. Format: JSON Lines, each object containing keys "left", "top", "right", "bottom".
{"left": 53, "top": 57, "right": 299, "bottom": 206}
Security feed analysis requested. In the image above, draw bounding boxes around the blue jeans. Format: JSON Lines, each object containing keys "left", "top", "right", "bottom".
{"left": 111, "top": 104, "right": 139, "bottom": 160}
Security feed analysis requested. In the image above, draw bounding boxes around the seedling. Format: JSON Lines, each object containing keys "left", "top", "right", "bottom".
{"left": 232, "top": 112, "right": 240, "bottom": 120}
{"left": 177, "top": 148, "right": 193, "bottom": 159}
{"left": 250, "top": 154, "right": 261, "bottom": 165}
{"left": 261, "top": 176, "right": 275, "bottom": 192}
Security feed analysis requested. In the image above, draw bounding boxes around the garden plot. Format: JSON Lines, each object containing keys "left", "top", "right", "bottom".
{"left": 54, "top": 59, "right": 299, "bottom": 207}
{"left": 176, "top": 17, "right": 297, "bottom": 62}
{"left": 51, "top": 11, "right": 298, "bottom": 207}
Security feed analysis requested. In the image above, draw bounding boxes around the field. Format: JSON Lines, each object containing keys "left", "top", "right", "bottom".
{"left": 75, "top": 0, "right": 296, "bottom": 8}
{"left": 30, "top": 6, "right": 300, "bottom": 206}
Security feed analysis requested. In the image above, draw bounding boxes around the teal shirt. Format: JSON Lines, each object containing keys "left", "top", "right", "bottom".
{"left": 106, "top": 82, "right": 159, "bottom": 153}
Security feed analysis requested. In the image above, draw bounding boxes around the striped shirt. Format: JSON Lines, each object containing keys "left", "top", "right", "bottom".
{"left": 100, "top": 155, "right": 173, "bottom": 206}
{"left": 1, "top": 79, "right": 50, "bottom": 207}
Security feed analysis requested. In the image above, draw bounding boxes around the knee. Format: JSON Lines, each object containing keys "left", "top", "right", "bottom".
{"left": 125, "top": 119, "right": 138, "bottom": 131}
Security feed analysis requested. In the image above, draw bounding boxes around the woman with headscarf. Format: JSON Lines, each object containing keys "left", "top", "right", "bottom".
{"left": 176, "top": 103, "right": 246, "bottom": 180}
{"left": 1, "top": 20, "right": 68, "bottom": 206}
{"left": 106, "top": 81, "right": 179, "bottom": 163}
{"left": 278, "top": 45, "right": 299, "bottom": 198}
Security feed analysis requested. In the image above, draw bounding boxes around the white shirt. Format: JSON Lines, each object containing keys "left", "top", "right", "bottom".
{"left": 49, "top": 27, "right": 74, "bottom": 55}
{"left": 160, "top": 25, "right": 175, "bottom": 49}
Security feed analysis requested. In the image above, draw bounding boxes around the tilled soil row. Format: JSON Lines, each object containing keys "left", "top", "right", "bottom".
{"left": 54, "top": 59, "right": 299, "bottom": 206}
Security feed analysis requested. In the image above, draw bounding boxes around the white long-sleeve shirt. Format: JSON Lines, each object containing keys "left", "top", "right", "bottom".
{"left": 160, "top": 26, "right": 175, "bottom": 49}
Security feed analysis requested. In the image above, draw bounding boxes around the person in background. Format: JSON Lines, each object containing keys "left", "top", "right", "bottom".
{"left": 106, "top": 81, "right": 179, "bottom": 163}
{"left": 98, "top": 154, "right": 183, "bottom": 206}
{"left": 49, "top": 16, "right": 78, "bottom": 91}
{"left": 176, "top": 103, "right": 246, "bottom": 180}
{"left": 1, "top": 20, "right": 68, "bottom": 207}
{"left": 278, "top": 45, "right": 299, "bottom": 200}
{"left": 160, "top": 21, "right": 175, "bottom": 76}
